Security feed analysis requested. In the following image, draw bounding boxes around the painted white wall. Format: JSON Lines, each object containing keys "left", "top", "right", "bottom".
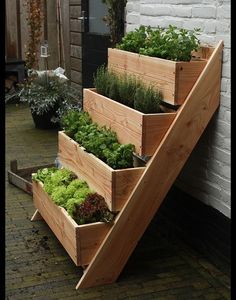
{"left": 126, "top": 0, "right": 231, "bottom": 218}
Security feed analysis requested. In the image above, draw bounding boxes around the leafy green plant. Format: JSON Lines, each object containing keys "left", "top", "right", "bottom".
{"left": 61, "top": 110, "right": 135, "bottom": 169}
{"left": 32, "top": 167, "right": 115, "bottom": 224}
{"left": 60, "top": 110, "right": 92, "bottom": 137}
{"left": 117, "top": 25, "right": 201, "bottom": 61}
{"left": 101, "top": 0, "right": 127, "bottom": 47}
{"left": 93, "top": 66, "right": 162, "bottom": 113}
{"left": 117, "top": 25, "right": 148, "bottom": 53}
{"left": 73, "top": 193, "right": 115, "bottom": 225}
{"left": 18, "top": 72, "right": 81, "bottom": 123}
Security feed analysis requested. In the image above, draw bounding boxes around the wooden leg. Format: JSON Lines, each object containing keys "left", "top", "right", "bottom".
{"left": 31, "top": 209, "right": 43, "bottom": 221}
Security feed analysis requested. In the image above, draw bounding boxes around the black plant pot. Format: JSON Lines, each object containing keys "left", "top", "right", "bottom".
{"left": 30, "top": 107, "right": 60, "bottom": 130}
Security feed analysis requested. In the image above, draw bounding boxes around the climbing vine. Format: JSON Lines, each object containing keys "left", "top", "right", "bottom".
{"left": 102, "top": 0, "right": 127, "bottom": 47}
{"left": 24, "top": 0, "right": 44, "bottom": 70}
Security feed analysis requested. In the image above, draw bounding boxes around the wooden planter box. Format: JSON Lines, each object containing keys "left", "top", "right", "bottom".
{"left": 108, "top": 47, "right": 210, "bottom": 105}
{"left": 83, "top": 88, "right": 177, "bottom": 156}
{"left": 58, "top": 131, "right": 145, "bottom": 211}
{"left": 32, "top": 181, "right": 111, "bottom": 267}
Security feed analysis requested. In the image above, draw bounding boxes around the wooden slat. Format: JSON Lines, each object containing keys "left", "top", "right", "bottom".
{"left": 78, "top": 223, "right": 111, "bottom": 266}
{"left": 76, "top": 40, "right": 223, "bottom": 289}
{"left": 32, "top": 181, "right": 79, "bottom": 265}
{"left": 142, "top": 113, "right": 177, "bottom": 155}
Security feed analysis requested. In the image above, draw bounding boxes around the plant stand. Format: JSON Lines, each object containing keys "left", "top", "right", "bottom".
{"left": 31, "top": 41, "right": 223, "bottom": 289}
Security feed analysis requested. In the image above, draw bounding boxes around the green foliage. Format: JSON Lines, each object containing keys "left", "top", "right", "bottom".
{"left": 93, "top": 66, "right": 162, "bottom": 113}
{"left": 101, "top": 0, "right": 127, "bottom": 47}
{"left": 61, "top": 110, "right": 135, "bottom": 169}
{"left": 32, "top": 167, "right": 57, "bottom": 183}
{"left": 104, "top": 143, "right": 135, "bottom": 169}
{"left": 73, "top": 193, "right": 116, "bottom": 225}
{"left": 134, "top": 85, "right": 162, "bottom": 114}
{"left": 117, "top": 25, "right": 201, "bottom": 61}
{"left": 117, "top": 25, "right": 148, "bottom": 53}
{"left": 33, "top": 167, "right": 115, "bottom": 224}
{"left": 18, "top": 73, "right": 81, "bottom": 122}
{"left": 60, "top": 110, "right": 92, "bottom": 137}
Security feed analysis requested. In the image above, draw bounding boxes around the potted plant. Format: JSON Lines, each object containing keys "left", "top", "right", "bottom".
{"left": 83, "top": 66, "right": 177, "bottom": 156}
{"left": 58, "top": 110, "right": 145, "bottom": 211}
{"left": 18, "top": 70, "right": 80, "bottom": 129}
{"left": 108, "top": 25, "right": 213, "bottom": 105}
{"left": 31, "top": 167, "right": 115, "bottom": 266}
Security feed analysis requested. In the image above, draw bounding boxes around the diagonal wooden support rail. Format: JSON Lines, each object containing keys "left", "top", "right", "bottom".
{"left": 76, "top": 41, "right": 223, "bottom": 289}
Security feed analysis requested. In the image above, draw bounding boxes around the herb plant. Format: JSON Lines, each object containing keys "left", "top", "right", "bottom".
{"left": 117, "top": 25, "right": 201, "bottom": 62}
{"left": 32, "top": 167, "right": 115, "bottom": 224}
{"left": 93, "top": 66, "right": 162, "bottom": 113}
{"left": 61, "top": 110, "right": 135, "bottom": 169}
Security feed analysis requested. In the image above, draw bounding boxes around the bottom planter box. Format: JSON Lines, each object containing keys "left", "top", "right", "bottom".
{"left": 32, "top": 181, "right": 111, "bottom": 267}
{"left": 58, "top": 131, "right": 145, "bottom": 212}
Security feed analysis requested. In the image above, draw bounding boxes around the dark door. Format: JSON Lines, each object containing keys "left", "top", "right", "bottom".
{"left": 81, "top": 0, "right": 111, "bottom": 88}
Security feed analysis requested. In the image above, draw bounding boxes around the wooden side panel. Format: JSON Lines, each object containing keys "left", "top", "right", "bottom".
{"left": 78, "top": 223, "right": 111, "bottom": 266}
{"left": 143, "top": 113, "right": 177, "bottom": 156}
{"left": 83, "top": 89, "right": 143, "bottom": 154}
{"left": 114, "top": 168, "right": 145, "bottom": 211}
{"left": 58, "top": 131, "right": 145, "bottom": 211}
{"left": 175, "top": 60, "right": 207, "bottom": 105}
{"left": 76, "top": 41, "right": 223, "bottom": 289}
{"left": 6, "top": 0, "right": 19, "bottom": 59}
{"left": 108, "top": 48, "right": 176, "bottom": 104}
{"left": 32, "top": 181, "right": 79, "bottom": 265}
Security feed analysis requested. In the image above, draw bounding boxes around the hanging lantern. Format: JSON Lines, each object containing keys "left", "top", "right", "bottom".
{"left": 40, "top": 40, "right": 50, "bottom": 57}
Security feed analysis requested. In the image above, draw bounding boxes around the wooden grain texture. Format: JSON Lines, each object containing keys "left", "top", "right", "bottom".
{"left": 76, "top": 41, "right": 223, "bottom": 289}
{"left": 32, "top": 181, "right": 111, "bottom": 266}
{"left": 83, "top": 88, "right": 177, "bottom": 156}
{"left": 58, "top": 131, "right": 145, "bottom": 211}
{"left": 32, "top": 181, "right": 79, "bottom": 265}
{"left": 108, "top": 48, "right": 208, "bottom": 105}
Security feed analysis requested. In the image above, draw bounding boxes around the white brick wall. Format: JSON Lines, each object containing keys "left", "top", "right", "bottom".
{"left": 126, "top": 0, "right": 231, "bottom": 218}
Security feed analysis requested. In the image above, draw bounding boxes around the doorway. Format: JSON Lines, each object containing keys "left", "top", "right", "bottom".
{"left": 81, "top": 0, "right": 111, "bottom": 88}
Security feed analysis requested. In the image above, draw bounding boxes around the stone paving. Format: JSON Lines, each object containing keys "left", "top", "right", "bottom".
{"left": 5, "top": 103, "right": 231, "bottom": 299}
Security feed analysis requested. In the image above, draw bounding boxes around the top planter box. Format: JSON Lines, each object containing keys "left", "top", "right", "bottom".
{"left": 108, "top": 47, "right": 214, "bottom": 106}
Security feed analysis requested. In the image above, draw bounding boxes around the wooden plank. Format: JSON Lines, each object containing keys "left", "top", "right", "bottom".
{"left": 83, "top": 88, "right": 177, "bottom": 156}
{"left": 58, "top": 131, "right": 145, "bottom": 211}
{"left": 70, "top": 5, "right": 81, "bottom": 18}
{"left": 71, "top": 57, "right": 82, "bottom": 71}
{"left": 6, "top": 0, "right": 19, "bottom": 59}
{"left": 71, "top": 45, "right": 82, "bottom": 59}
{"left": 175, "top": 60, "right": 207, "bottom": 106}
{"left": 142, "top": 113, "right": 177, "bottom": 155}
{"left": 70, "top": 19, "right": 82, "bottom": 32}
{"left": 31, "top": 209, "right": 43, "bottom": 221}
{"left": 108, "top": 48, "right": 208, "bottom": 105}
{"left": 71, "top": 69, "right": 82, "bottom": 84}
{"left": 78, "top": 223, "right": 111, "bottom": 266}
{"left": 61, "top": 0, "right": 71, "bottom": 78}
{"left": 33, "top": 181, "right": 79, "bottom": 265}
{"left": 76, "top": 41, "right": 223, "bottom": 289}
{"left": 70, "top": 32, "right": 82, "bottom": 45}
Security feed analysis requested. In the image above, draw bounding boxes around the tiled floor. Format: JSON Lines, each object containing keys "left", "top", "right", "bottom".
{"left": 5, "top": 103, "right": 231, "bottom": 299}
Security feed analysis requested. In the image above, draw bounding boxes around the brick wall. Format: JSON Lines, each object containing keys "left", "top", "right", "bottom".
{"left": 126, "top": 0, "right": 231, "bottom": 218}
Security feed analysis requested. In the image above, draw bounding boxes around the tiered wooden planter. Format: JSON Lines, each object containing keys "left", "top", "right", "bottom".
{"left": 108, "top": 47, "right": 213, "bottom": 105}
{"left": 32, "top": 181, "right": 111, "bottom": 267}
{"left": 58, "top": 131, "right": 145, "bottom": 211}
{"left": 83, "top": 88, "right": 177, "bottom": 156}
{"left": 31, "top": 39, "right": 222, "bottom": 290}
